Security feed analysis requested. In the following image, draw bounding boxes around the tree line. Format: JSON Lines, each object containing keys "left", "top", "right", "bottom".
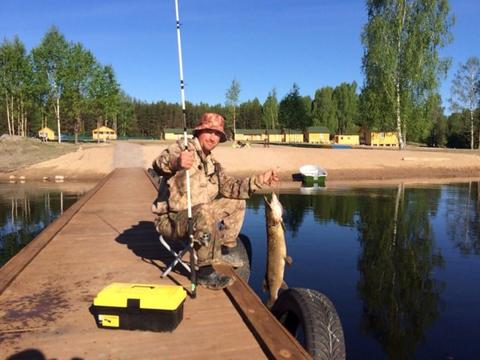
{"left": 1, "top": 1, "right": 479, "bottom": 148}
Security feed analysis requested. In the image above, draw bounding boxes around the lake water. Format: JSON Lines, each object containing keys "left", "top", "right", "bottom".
{"left": 244, "top": 182, "right": 480, "bottom": 360}
{"left": 0, "top": 182, "right": 95, "bottom": 267}
{"left": 1, "top": 180, "right": 479, "bottom": 358}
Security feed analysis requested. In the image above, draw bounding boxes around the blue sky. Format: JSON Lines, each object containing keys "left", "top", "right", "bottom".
{"left": 1, "top": 0, "right": 478, "bottom": 110}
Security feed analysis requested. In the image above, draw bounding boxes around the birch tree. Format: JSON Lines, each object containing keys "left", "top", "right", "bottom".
{"left": 262, "top": 88, "right": 279, "bottom": 130}
{"left": 0, "top": 37, "right": 32, "bottom": 136}
{"left": 88, "top": 64, "right": 121, "bottom": 141}
{"left": 312, "top": 87, "right": 337, "bottom": 131}
{"left": 31, "top": 27, "right": 70, "bottom": 142}
{"left": 361, "top": 0, "right": 454, "bottom": 149}
{"left": 333, "top": 82, "right": 359, "bottom": 134}
{"left": 63, "top": 43, "right": 96, "bottom": 143}
{"left": 449, "top": 56, "right": 480, "bottom": 149}
{"left": 225, "top": 79, "right": 240, "bottom": 139}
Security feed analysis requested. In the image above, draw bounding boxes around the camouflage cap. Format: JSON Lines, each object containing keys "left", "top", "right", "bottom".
{"left": 193, "top": 113, "right": 227, "bottom": 143}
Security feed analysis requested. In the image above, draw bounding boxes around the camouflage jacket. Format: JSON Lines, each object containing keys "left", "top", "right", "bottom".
{"left": 152, "top": 138, "right": 264, "bottom": 214}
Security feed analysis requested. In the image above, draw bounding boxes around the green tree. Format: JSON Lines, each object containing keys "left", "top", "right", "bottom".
{"left": 88, "top": 64, "right": 121, "bottom": 140}
{"left": 0, "top": 36, "right": 33, "bottom": 136}
{"left": 426, "top": 95, "right": 447, "bottom": 147}
{"left": 225, "top": 79, "right": 240, "bottom": 139}
{"left": 333, "top": 82, "right": 359, "bottom": 134}
{"left": 278, "top": 83, "right": 309, "bottom": 129}
{"left": 302, "top": 95, "right": 313, "bottom": 128}
{"left": 262, "top": 88, "right": 279, "bottom": 130}
{"left": 238, "top": 98, "right": 262, "bottom": 129}
{"left": 312, "top": 87, "right": 337, "bottom": 131}
{"left": 116, "top": 92, "right": 135, "bottom": 137}
{"left": 62, "top": 43, "right": 96, "bottom": 143}
{"left": 449, "top": 56, "right": 480, "bottom": 149}
{"left": 447, "top": 111, "right": 470, "bottom": 148}
{"left": 31, "top": 26, "right": 71, "bottom": 142}
{"left": 361, "top": 0, "right": 454, "bottom": 149}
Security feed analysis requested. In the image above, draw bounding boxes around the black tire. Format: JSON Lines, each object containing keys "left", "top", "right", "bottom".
{"left": 271, "top": 288, "right": 346, "bottom": 360}
{"left": 229, "top": 234, "right": 251, "bottom": 283}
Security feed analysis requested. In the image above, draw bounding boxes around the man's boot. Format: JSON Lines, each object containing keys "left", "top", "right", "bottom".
{"left": 197, "top": 266, "right": 234, "bottom": 290}
{"left": 212, "top": 245, "right": 244, "bottom": 268}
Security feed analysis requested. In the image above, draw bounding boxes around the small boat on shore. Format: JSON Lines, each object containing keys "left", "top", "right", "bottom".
{"left": 299, "top": 164, "right": 328, "bottom": 186}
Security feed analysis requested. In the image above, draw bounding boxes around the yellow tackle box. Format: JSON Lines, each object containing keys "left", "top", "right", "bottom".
{"left": 90, "top": 283, "right": 186, "bottom": 332}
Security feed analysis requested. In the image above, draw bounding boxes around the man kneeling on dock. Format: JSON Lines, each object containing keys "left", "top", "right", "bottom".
{"left": 152, "top": 113, "right": 278, "bottom": 290}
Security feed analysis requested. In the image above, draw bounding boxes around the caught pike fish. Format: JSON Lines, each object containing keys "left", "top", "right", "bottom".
{"left": 264, "top": 192, "right": 292, "bottom": 308}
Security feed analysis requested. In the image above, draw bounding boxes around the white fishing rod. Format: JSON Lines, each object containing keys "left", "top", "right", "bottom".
{"left": 174, "top": 0, "right": 197, "bottom": 298}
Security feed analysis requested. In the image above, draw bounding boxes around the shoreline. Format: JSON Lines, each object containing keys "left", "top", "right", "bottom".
{"left": 1, "top": 141, "right": 479, "bottom": 185}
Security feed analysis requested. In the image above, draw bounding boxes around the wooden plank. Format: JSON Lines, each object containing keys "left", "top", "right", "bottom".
{"left": 215, "top": 264, "right": 312, "bottom": 360}
{"left": 0, "top": 171, "right": 114, "bottom": 295}
{"left": 146, "top": 168, "right": 311, "bottom": 359}
{"left": 0, "top": 168, "right": 266, "bottom": 360}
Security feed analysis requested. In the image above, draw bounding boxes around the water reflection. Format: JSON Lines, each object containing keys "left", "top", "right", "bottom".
{"left": 0, "top": 183, "right": 94, "bottom": 267}
{"left": 446, "top": 181, "right": 480, "bottom": 255}
{"left": 247, "top": 181, "right": 480, "bottom": 359}
{"left": 356, "top": 184, "right": 444, "bottom": 359}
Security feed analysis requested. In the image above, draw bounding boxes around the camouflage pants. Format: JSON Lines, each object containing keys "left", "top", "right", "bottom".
{"left": 155, "top": 198, "right": 246, "bottom": 266}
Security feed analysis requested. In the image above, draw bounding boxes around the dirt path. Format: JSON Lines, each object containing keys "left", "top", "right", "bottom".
{"left": 113, "top": 142, "right": 145, "bottom": 168}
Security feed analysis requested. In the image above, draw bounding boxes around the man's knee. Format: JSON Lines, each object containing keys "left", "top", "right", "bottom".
{"left": 155, "top": 214, "right": 174, "bottom": 239}
{"left": 193, "top": 205, "right": 216, "bottom": 244}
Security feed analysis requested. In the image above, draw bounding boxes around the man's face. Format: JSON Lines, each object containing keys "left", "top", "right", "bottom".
{"left": 197, "top": 129, "right": 221, "bottom": 154}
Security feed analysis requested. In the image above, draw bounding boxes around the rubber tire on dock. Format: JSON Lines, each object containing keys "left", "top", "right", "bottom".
{"left": 230, "top": 234, "right": 252, "bottom": 283}
{"left": 271, "top": 288, "right": 346, "bottom": 360}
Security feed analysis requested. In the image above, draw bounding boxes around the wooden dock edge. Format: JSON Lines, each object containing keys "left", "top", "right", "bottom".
{"left": 145, "top": 169, "right": 312, "bottom": 360}
{"left": 217, "top": 264, "right": 312, "bottom": 360}
{"left": 0, "top": 170, "right": 115, "bottom": 295}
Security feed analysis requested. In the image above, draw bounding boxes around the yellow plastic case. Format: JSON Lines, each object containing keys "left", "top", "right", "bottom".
{"left": 90, "top": 283, "right": 186, "bottom": 332}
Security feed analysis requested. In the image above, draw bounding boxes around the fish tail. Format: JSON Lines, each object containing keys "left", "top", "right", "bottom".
{"left": 266, "top": 297, "right": 275, "bottom": 309}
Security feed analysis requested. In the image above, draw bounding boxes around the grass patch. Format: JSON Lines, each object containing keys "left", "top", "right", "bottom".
{"left": 0, "top": 135, "right": 79, "bottom": 172}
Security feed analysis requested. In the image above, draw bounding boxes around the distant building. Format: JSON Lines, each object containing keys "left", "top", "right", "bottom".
{"left": 306, "top": 126, "right": 330, "bottom": 144}
{"left": 265, "top": 129, "right": 283, "bottom": 143}
{"left": 92, "top": 126, "right": 117, "bottom": 141}
{"left": 284, "top": 129, "right": 304, "bottom": 143}
{"left": 334, "top": 134, "right": 360, "bottom": 145}
{"left": 38, "top": 126, "right": 56, "bottom": 141}
{"left": 366, "top": 131, "right": 399, "bottom": 147}
{"left": 235, "top": 129, "right": 265, "bottom": 142}
{"left": 163, "top": 128, "right": 193, "bottom": 141}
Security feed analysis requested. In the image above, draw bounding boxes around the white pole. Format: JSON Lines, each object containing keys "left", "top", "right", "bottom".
{"left": 174, "top": 0, "right": 197, "bottom": 298}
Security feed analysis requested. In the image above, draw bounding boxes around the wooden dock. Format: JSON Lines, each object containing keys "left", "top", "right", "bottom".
{"left": 0, "top": 168, "right": 310, "bottom": 359}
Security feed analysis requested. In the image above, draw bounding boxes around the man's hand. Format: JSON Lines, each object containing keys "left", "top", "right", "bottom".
{"left": 178, "top": 150, "right": 194, "bottom": 170}
{"left": 261, "top": 169, "right": 279, "bottom": 187}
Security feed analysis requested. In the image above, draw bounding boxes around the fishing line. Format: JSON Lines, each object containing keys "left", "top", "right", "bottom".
{"left": 275, "top": 166, "right": 281, "bottom": 200}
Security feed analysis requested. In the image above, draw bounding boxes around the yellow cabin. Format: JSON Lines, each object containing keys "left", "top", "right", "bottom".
{"left": 38, "top": 126, "right": 56, "bottom": 141}
{"left": 334, "top": 134, "right": 359, "bottom": 145}
{"left": 265, "top": 129, "right": 283, "bottom": 143}
{"left": 234, "top": 129, "right": 247, "bottom": 142}
{"left": 306, "top": 126, "right": 330, "bottom": 144}
{"left": 92, "top": 126, "right": 117, "bottom": 141}
{"left": 237, "top": 129, "right": 266, "bottom": 142}
{"left": 284, "top": 130, "right": 304, "bottom": 143}
{"left": 164, "top": 128, "right": 193, "bottom": 141}
{"left": 366, "top": 131, "right": 399, "bottom": 147}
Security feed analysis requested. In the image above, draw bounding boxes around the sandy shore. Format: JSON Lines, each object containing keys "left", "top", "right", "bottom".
{"left": 2, "top": 141, "right": 480, "bottom": 184}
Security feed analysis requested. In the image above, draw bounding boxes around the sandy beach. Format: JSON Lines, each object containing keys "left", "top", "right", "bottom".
{"left": 2, "top": 141, "right": 480, "bottom": 185}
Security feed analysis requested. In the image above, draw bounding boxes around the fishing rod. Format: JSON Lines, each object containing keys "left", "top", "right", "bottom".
{"left": 174, "top": 0, "right": 197, "bottom": 298}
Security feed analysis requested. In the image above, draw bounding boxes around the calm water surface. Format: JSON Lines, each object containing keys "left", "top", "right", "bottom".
{"left": 1, "top": 180, "right": 479, "bottom": 359}
{"left": 244, "top": 182, "right": 480, "bottom": 360}
{"left": 0, "top": 182, "right": 95, "bottom": 267}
